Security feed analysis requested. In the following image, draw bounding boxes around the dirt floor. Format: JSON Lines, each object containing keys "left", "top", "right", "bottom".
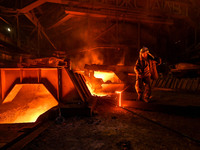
{"left": 22, "top": 91, "right": 200, "bottom": 150}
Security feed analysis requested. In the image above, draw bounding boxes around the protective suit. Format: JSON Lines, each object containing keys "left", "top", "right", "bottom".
{"left": 134, "top": 47, "right": 161, "bottom": 102}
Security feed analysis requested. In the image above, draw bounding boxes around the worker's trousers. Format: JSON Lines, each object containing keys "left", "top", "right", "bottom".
{"left": 135, "top": 75, "right": 151, "bottom": 101}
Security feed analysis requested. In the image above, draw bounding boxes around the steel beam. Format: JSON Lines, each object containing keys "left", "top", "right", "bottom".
{"left": 65, "top": 9, "right": 173, "bottom": 25}
{"left": 9, "top": 0, "right": 195, "bottom": 24}
{"left": 24, "top": 11, "right": 57, "bottom": 50}
{"left": 47, "top": 14, "right": 73, "bottom": 29}
{"left": 18, "top": 0, "right": 57, "bottom": 49}
{"left": 18, "top": 0, "right": 194, "bottom": 26}
{"left": 93, "top": 23, "right": 116, "bottom": 41}
{"left": 19, "top": 0, "right": 47, "bottom": 13}
{"left": 0, "top": 17, "right": 10, "bottom": 25}
{"left": 49, "top": 0, "right": 190, "bottom": 17}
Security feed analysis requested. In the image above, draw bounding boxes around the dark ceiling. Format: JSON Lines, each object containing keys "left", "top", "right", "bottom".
{"left": 0, "top": 0, "right": 200, "bottom": 66}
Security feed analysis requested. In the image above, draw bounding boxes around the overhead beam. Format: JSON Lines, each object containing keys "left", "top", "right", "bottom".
{"left": 48, "top": 0, "right": 190, "bottom": 18}
{"left": 17, "top": 0, "right": 192, "bottom": 24}
{"left": 0, "top": 17, "right": 10, "bottom": 25}
{"left": 17, "top": 0, "right": 58, "bottom": 50}
{"left": 65, "top": 9, "right": 173, "bottom": 25}
{"left": 66, "top": 44, "right": 136, "bottom": 55}
{"left": 18, "top": 0, "right": 193, "bottom": 26}
{"left": 47, "top": 14, "right": 73, "bottom": 29}
{"left": 19, "top": 0, "right": 47, "bottom": 13}
{"left": 48, "top": 0, "right": 200, "bottom": 27}
{"left": 93, "top": 23, "right": 116, "bottom": 41}
{"left": 24, "top": 11, "right": 57, "bottom": 50}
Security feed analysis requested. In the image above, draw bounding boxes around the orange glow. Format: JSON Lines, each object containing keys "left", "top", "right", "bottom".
{"left": 71, "top": 50, "right": 103, "bottom": 70}
{"left": 116, "top": 91, "right": 122, "bottom": 107}
{"left": 117, "top": 56, "right": 125, "bottom": 65}
{"left": 94, "top": 71, "right": 118, "bottom": 82}
{"left": 2, "top": 84, "right": 22, "bottom": 104}
{"left": 0, "top": 84, "right": 58, "bottom": 123}
{"left": 84, "top": 71, "right": 122, "bottom": 96}
{"left": 86, "top": 81, "right": 107, "bottom": 96}
{"left": 101, "top": 84, "right": 124, "bottom": 93}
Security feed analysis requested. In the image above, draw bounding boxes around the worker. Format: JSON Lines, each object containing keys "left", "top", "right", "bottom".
{"left": 134, "top": 47, "right": 161, "bottom": 102}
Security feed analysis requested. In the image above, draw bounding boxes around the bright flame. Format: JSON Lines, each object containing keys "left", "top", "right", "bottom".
{"left": 94, "top": 71, "right": 118, "bottom": 82}
{"left": 116, "top": 91, "right": 122, "bottom": 107}
{"left": 0, "top": 84, "right": 58, "bottom": 123}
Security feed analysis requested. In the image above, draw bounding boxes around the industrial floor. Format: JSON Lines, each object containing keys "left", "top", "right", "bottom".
{"left": 22, "top": 89, "right": 200, "bottom": 150}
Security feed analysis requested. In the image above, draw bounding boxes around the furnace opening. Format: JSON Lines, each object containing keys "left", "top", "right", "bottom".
{"left": 84, "top": 71, "right": 124, "bottom": 96}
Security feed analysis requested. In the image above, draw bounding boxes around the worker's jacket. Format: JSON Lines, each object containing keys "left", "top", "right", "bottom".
{"left": 134, "top": 55, "right": 160, "bottom": 80}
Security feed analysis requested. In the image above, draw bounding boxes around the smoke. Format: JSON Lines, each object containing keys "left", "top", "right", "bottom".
{"left": 70, "top": 49, "right": 104, "bottom": 70}
{"left": 64, "top": 19, "right": 128, "bottom": 70}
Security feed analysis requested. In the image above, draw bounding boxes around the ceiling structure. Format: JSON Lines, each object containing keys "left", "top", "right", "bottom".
{"left": 0, "top": 0, "right": 200, "bottom": 66}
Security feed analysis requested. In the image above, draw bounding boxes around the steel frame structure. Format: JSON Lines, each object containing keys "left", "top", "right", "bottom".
{"left": 1, "top": 0, "right": 198, "bottom": 57}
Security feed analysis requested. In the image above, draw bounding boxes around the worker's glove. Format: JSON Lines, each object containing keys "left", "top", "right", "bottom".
{"left": 157, "top": 57, "right": 162, "bottom": 65}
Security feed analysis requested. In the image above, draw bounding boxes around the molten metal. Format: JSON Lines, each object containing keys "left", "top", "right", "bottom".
{"left": 116, "top": 91, "right": 122, "bottom": 107}
{"left": 86, "top": 82, "right": 107, "bottom": 96}
{"left": 0, "top": 84, "right": 58, "bottom": 123}
{"left": 94, "top": 71, "right": 118, "bottom": 82}
{"left": 85, "top": 71, "right": 122, "bottom": 96}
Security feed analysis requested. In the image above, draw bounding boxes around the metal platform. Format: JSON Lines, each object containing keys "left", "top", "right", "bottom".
{"left": 120, "top": 88, "right": 200, "bottom": 116}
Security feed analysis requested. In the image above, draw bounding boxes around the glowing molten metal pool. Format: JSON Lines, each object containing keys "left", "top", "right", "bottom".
{"left": 85, "top": 71, "right": 124, "bottom": 96}
{"left": 0, "top": 84, "right": 58, "bottom": 124}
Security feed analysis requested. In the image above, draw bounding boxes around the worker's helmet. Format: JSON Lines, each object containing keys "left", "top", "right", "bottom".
{"left": 139, "top": 47, "right": 155, "bottom": 60}
{"left": 139, "top": 47, "right": 152, "bottom": 60}
{"left": 140, "top": 47, "right": 149, "bottom": 53}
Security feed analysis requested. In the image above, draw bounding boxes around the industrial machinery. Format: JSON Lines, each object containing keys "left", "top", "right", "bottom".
{"left": 0, "top": 67, "right": 91, "bottom": 124}
{"left": 84, "top": 64, "right": 137, "bottom": 100}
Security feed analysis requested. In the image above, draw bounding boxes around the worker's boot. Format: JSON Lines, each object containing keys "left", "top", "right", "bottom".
{"left": 143, "top": 80, "right": 151, "bottom": 103}
{"left": 143, "top": 91, "right": 150, "bottom": 103}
